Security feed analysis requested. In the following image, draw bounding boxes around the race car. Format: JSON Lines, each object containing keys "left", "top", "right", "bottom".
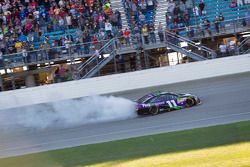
{"left": 136, "top": 91, "right": 201, "bottom": 115}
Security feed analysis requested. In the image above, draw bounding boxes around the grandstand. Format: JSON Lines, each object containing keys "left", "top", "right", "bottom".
{"left": 0, "top": 0, "right": 249, "bottom": 91}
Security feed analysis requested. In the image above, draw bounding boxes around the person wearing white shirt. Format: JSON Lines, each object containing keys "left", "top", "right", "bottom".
{"left": 237, "top": 0, "right": 244, "bottom": 6}
{"left": 33, "top": 10, "right": 39, "bottom": 19}
{"left": 219, "top": 43, "right": 227, "bottom": 57}
{"left": 0, "top": 51, "right": 3, "bottom": 67}
{"left": 167, "top": 0, "right": 175, "bottom": 14}
{"left": 66, "top": 14, "right": 72, "bottom": 29}
{"left": 105, "top": 21, "right": 112, "bottom": 36}
{"left": 245, "top": 0, "right": 250, "bottom": 4}
{"left": 0, "top": 72, "right": 2, "bottom": 91}
{"left": 228, "top": 40, "right": 236, "bottom": 56}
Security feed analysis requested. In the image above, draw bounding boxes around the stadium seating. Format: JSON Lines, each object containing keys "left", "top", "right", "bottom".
{"left": 122, "top": 0, "right": 157, "bottom": 29}
{"left": 190, "top": 0, "right": 250, "bottom": 24}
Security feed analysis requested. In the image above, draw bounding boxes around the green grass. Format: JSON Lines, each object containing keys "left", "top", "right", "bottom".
{"left": 1, "top": 121, "right": 250, "bottom": 167}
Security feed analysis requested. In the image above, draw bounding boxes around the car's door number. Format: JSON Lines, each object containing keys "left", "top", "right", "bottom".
{"left": 166, "top": 100, "right": 177, "bottom": 108}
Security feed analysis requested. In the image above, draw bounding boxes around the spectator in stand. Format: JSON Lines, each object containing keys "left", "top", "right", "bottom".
{"left": 65, "top": 13, "right": 72, "bottom": 29}
{"left": 245, "top": 9, "right": 250, "bottom": 27}
{"left": 105, "top": 20, "right": 113, "bottom": 37}
{"left": 0, "top": 0, "right": 118, "bottom": 61}
{"left": 237, "top": 0, "right": 244, "bottom": 6}
{"left": 58, "top": 64, "right": 66, "bottom": 82}
{"left": 133, "top": 26, "right": 142, "bottom": 47}
{"left": 219, "top": 42, "right": 227, "bottom": 57}
{"left": 198, "top": 0, "right": 205, "bottom": 15}
{"left": 148, "top": 23, "right": 156, "bottom": 43}
{"left": 203, "top": 18, "right": 212, "bottom": 36}
{"left": 230, "top": 0, "right": 237, "bottom": 8}
{"left": 146, "top": 0, "right": 154, "bottom": 9}
{"left": 110, "top": 13, "right": 118, "bottom": 29}
{"left": 116, "top": 28, "right": 123, "bottom": 49}
{"left": 139, "top": 11, "right": 146, "bottom": 25}
{"left": 167, "top": 0, "right": 175, "bottom": 14}
{"left": 139, "top": 0, "right": 147, "bottom": 13}
{"left": 179, "top": 1, "right": 187, "bottom": 15}
{"left": 193, "top": 5, "right": 199, "bottom": 17}
{"left": 0, "top": 50, "right": 3, "bottom": 67}
{"left": 157, "top": 22, "right": 164, "bottom": 42}
{"left": 115, "top": 10, "right": 122, "bottom": 29}
{"left": 124, "top": 27, "right": 131, "bottom": 46}
{"left": 228, "top": 40, "right": 236, "bottom": 56}
{"left": 75, "top": 38, "right": 81, "bottom": 56}
{"left": 214, "top": 16, "right": 220, "bottom": 34}
{"left": 142, "top": 24, "right": 149, "bottom": 44}
{"left": 183, "top": 12, "right": 190, "bottom": 27}
{"left": 0, "top": 73, "right": 3, "bottom": 91}
{"left": 131, "top": 2, "right": 137, "bottom": 17}
{"left": 218, "top": 13, "right": 225, "bottom": 32}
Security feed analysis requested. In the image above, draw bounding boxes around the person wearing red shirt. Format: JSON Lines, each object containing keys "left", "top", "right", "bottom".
{"left": 79, "top": 5, "right": 84, "bottom": 14}
{"left": 31, "top": 0, "right": 39, "bottom": 9}
{"left": 49, "top": 7, "right": 54, "bottom": 17}
{"left": 123, "top": 27, "right": 131, "bottom": 46}
{"left": 59, "top": 8, "right": 66, "bottom": 18}
{"left": 92, "top": 35, "right": 99, "bottom": 49}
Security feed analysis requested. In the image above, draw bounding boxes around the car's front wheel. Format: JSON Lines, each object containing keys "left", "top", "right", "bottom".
{"left": 149, "top": 106, "right": 159, "bottom": 115}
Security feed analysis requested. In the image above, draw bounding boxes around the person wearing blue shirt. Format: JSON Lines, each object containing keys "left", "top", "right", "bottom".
{"left": 40, "top": 9, "right": 48, "bottom": 22}
{"left": 19, "top": 33, "right": 27, "bottom": 42}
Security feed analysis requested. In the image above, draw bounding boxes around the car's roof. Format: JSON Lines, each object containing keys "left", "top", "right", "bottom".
{"left": 149, "top": 91, "right": 177, "bottom": 97}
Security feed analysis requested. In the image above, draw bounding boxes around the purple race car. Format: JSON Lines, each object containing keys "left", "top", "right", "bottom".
{"left": 136, "top": 91, "right": 201, "bottom": 115}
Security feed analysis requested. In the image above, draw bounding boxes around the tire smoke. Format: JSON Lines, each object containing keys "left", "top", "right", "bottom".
{"left": 0, "top": 96, "right": 137, "bottom": 129}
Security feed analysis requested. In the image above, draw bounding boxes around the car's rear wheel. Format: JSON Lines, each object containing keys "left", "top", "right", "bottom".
{"left": 149, "top": 106, "right": 159, "bottom": 115}
{"left": 186, "top": 98, "right": 195, "bottom": 107}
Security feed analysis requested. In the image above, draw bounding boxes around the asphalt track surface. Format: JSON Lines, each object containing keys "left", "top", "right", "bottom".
{"left": 0, "top": 72, "right": 250, "bottom": 158}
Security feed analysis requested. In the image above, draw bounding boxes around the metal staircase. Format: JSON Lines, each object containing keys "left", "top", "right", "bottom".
{"left": 165, "top": 31, "right": 217, "bottom": 60}
{"left": 77, "top": 39, "right": 116, "bottom": 79}
{"left": 154, "top": 0, "right": 168, "bottom": 29}
{"left": 110, "top": 0, "right": 128, "bottom": 29}
{"left": 237, "top": 36, "right": 250, "bottom": 55}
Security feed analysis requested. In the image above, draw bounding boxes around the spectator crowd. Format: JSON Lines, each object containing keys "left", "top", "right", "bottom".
{"left": 0, "top": 0, "right": 250, "bottom": 68}
{"left": 0, "top": 0, "right": 122, "bottom": 60}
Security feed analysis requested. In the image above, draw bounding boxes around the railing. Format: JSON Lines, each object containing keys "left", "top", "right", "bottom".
{"left": 114, "top": 30, "right": 214, "bottom": 60}
{"left": 0, "top": 30, "right": 215, "bottom": 71}
{"left": 170, "top": 16, "right": 250, "bottom": 40}
{"left": 0, "top": 39, "right": 110, "bottom": 70}
{"left": 165, "top": 31, "right": 217, "bottom": 59}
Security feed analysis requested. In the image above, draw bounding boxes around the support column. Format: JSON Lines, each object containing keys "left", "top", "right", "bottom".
{"left": 136, "top": 49, "right": 142, "bottom": 70}
{"left": 25, "top": 74, "right": 36, "bottom": 87}
{"left": 0, "top": 74, "right": 3, "bottom": 91}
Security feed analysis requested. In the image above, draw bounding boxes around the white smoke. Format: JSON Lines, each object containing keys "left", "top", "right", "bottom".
{"left": 0, "top": 96, "right": 137, "bottom": 129}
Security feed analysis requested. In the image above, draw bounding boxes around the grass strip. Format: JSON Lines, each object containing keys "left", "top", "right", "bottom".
{"left": 1, "top": 120, "right": 250, "bottom": 167}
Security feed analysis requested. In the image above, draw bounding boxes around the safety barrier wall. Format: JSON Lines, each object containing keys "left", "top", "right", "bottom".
{"left": 0, "top": 54, "right": 250, "bottom": 110}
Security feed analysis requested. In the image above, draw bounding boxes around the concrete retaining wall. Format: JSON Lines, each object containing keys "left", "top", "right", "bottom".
{"left": 0, "top": 54, "right": 250, "bottom": 110}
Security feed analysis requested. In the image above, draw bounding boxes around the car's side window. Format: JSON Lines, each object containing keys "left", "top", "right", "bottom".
{"left": 149, "top": 95, "right": 165, "bottom": 102}
{"left": 170, "top": 94, "right": 178, "bottom": 99}
{"left": 147, "top": 96, "right": 158, "bottom": 103}
{"left": 164, "top": 95, "right": 172, "bottom": 100}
